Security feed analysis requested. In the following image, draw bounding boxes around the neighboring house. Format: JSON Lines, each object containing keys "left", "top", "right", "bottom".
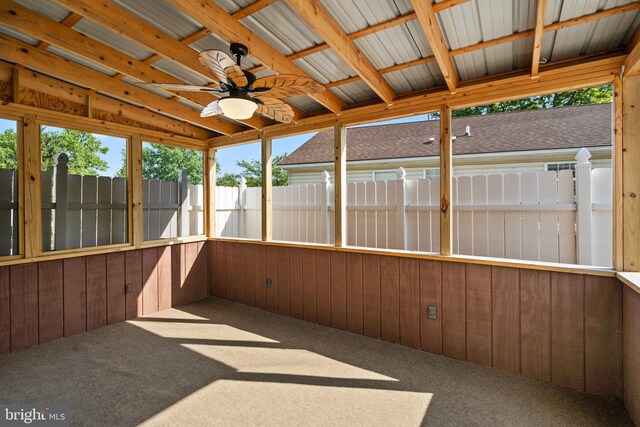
{"left": 277, "top": 103, "right": 613, "bottom": 185}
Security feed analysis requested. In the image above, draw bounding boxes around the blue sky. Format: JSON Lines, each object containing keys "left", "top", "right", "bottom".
{"left": 1, "top": 113, "right": 435, "bottom": 177}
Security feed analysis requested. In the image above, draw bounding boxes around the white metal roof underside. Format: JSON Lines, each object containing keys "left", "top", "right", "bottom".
{"left": 1, "top": 0, "right": 639, "bottom": 130}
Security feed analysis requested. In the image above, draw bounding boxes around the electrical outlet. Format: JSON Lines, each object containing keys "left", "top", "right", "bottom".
{"left": 124, "top": 283, "right": 134, "bottom": 294}
{"left": 427, "top": 305, "right": 437, "bottom": 320}
{"left": 266, "top": 278, "right": 273, "bottom": 288}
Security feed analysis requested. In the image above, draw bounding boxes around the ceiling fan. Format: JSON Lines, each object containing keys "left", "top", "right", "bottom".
{"left": 137, "top": 43, "right": 325, "bottom": 124}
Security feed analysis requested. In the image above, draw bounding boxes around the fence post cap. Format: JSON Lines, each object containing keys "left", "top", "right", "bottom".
{"left": 239, "top": 176, "right": 247, "bottom": 185}
{"left": 575, "top": 147, "right": 592, "bottom": 163}
{"left": 396, "top": 167, "right": 406, "bottom": 179}
{"left": 321, "top": 170, "right": 330, "bottom": 182}
{"left": 55, "top": 152, "right": 69, "bottom": 166}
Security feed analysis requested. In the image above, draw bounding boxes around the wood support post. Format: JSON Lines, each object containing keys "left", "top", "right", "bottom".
{"left": 206, "top": 147, "right": 216, "bottom": 238}
{"left": 622, "top": 74, "right": 640, "bottom": 270}
{"left": 613, "top": 74, "right": 623, "bottom": 271}
{"left": 334, "top": 121, "right": 347, "bottom": 247}
{"left": 440, "top": 105, "right": 453, "bottom": 256}
{"left": 261, "top": 133, "right": 272, "bottom": 241}
{"left": 130, "top": 133, "right": 143, "bottom": 247}
{"left": 22, "top": 113, "right": 39, "bottom": 258}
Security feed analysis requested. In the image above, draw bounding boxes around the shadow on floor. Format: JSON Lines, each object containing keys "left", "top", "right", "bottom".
{"left": 0, "top": 297, "right": 632, "bottom": 426}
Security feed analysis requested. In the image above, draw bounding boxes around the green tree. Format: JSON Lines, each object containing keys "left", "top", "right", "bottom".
{"left": 0, "top": 129, "right": 18, "bottom": 169}
{"left": 216, "top": 153, "right": 289, "bottom": 187}
{"left": 117, "top": 144, "right": 203, "bottom": 185}
{"left": 40, "top": 129, "right": 109, "bottom": 175}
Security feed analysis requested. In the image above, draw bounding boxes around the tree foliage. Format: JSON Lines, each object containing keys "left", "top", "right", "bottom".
{"left": 216, "top": 153, "right": 289, "bottom": 187}
{"left": 117, "top": 144, "right": 203, "bottom": 185}
{"left": 452, "top": 85, "right": 612, "bottom": 117}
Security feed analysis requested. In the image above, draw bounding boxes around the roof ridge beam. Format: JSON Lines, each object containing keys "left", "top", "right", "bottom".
{"left": 409, "top": 0, "right": 459, "bottom": 92}
{"left": 284, "top": 0, "right": 396, "bottom": 104}
{"left": 167, "top": 0, "right": 348, "bottom": 113}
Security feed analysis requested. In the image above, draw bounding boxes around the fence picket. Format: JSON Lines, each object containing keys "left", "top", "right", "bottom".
{"left": 487, "top": 174, "right": 505, "bottom": 258}
{"left": 365, "top": 181, "right": 377, "bottom": 249}
{"left": 97, "top": 177, "right": 111, "bottom": 246}
{"left": 66, "top": 174, "right": 82, "bottom": 250}
{"left": 472, "top": 175, "right": 488, "bottom": 257}
{"left": 539, "top": 171, "right": 559, "bottom": 263}
{"left": 81, "top": 175, "right": 98, "bottom": 248}
{"left": 376, "top": 180, "right": 387, "bottom": 249}
{"left": 558, "top": 170, "right": 575, "bottom": 264}
{"left": 416, "top": 179, "right": 429, "bottom": 252}
{"left": 41, "top": 170, "right": 52, "bottom": 252}
{"left": 591, "top": 168, "right": 612, "bottom": 267}
{"left": 0, "top": 169, "right": 15, "bottom": 255}
{"left": 521, "top": 173, "right": 540, "bottom": 261}
{"left": 112, "top": 177, "right": 127, "bottom": 244}
{"left": 346, "top": 182, "right": 356, "bottom": 246}
{"left": 503, "top": 173, "right": 522, "bottom": 259}
{"left": 431, "top": 178, "right": 440, "bottom": 253}
{"left": 406, "top": 179, "right": 418, "bottom": 251}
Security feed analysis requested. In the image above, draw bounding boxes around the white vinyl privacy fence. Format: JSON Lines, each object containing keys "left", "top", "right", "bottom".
{"left": 216, "top": 148, "right": 612, "bottom": 267}
{"left": 0, "top": 153, "right": 205, "bottom": 254}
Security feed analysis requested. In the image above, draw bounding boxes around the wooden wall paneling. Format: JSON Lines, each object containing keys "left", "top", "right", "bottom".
{"left": 0, "top": 267, "right": 9, "bottom": 354}
{"left": 215, "top": 241, "right": 226, "bottom": 299}
{"left": 265, "top": 245, "right": 278, "bottom": 312}
{"left": 519, "top": 269, "right": 551, "bottom": 382}
{"left": 550, "top": 272, "right": 585, "bottom": 391}
{"left": 10, "top": 263, "right": 38, "bottom": 351}
{"left": 208, "top": 240, "right": 216, "bottom": 296}
{"left": 141, "top": 248, "right": 159, "bottom": 315}
{"left": 244, "top": 244, "right": 256, "bottom": 307}
{"left": 302, "top": 248, "right": 317, "bottom": 322}
{"left": 197, "top": 241, "right": 208, "bottom": 300}
{"left": 623, "top": 286, "right": 640, "bottom": 424}
{"left": 399, "top": 258, "right": 420, "bottom": 349}
{"left": 254, "top": 245, "right": 266, "bottom": 309}
{"left": 380, "top": 256, "right": 400, "bottom": 343}
{"left": 465, "top": 264, "right": 492, "bottom": 367}
{"left": 85, "top": 255, "right": 107, "bottom": 331}
{"left": 185, "top": 243, "right": 199, "bottom": 304}
{"left": 125, "top": 250, "right": 142, "bottom": 319}
{"left": 63, "top": 257, "right": 86, "bottom": 336}
{"left": 316, "top": 250, "right": 332, "bottom": 326}
{"left": 491, "top": 266, "right": 520, "bottom": 374}
{"left": 330, "top": 251, "right": 347, "bottom": 330}
{"left": 419, "top": 260, "right": 442, "bottom": 354}
{"left": 234, "top": 243, "right": 245, "bottom": 305}
{"left": 345, "top": 252, "right": 363, "bottom": 334}
{"left": 106, "top": 252, "right": 126, "bottom": 324}
{"left": 277, "top": 247, "right": 290, "bottom": 315}
{"left": 441, "top": 262, "right": 466, "bottom": 360}
{"left": 171, "top": 245, "right": 185, "bottom": 306}
{"left": 289, "top": 247, "right": 303, "bottom": 319}
{"left": 225, "top": 242, "right": 237, "bottom": 302}
{"left": 37, "top": 260, "right": 63, "bottom": 344}
{"left": 584, "top": 276, "right": 622, "bottom": 398}
{"left": 157, "top": 246, "right": 172, "bottom": 310}
{"left": 362, "top": 254, "right": 381, "bottom": 339}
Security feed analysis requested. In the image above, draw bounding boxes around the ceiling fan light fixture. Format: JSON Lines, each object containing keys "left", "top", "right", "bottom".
{"left": 218, "top": 96, "right": 257, "bottom": 120}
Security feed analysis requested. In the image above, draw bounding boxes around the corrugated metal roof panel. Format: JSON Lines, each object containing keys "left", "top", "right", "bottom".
{"left": 453, "top": 40, "right": 528, "bottom": 81}
{"left": 294, "top": 50, "right": 354, "bottom": 84}
{"left": 0, "top": 23, "right": 39, "bottom": 46}
{"left": 318, "top": 0, "right": 404, "bottom": 33}
{"left": 211, "top": 0, "right": 251, "bottom": 15}
{"left": 72, "top": 19, "right": 154, "bottom": 61}
{"left": 121, "top": 75, "right": 173, "bottom": 99}
{"left": 285, "top": 95, "right": 326, "bottom": 114}
{"left": 12, "top": 0, "right": 70, "bottom": 22}
{"left": 355, "top": 24, "right": 433, "bottom": 70}
{"left": 152, "top": 57, "right": 213, "bottom": 86}
{"left": 242, "top": 2, "right": 322, "bottom": 55}
{"left": 113, "top": 0, "right": 202, "bottom": 40}
{"left": 46, "top": 45, "right": 118, "bottom": 77}
{"left": 383, "top": 63, "right": 444, "bottom": 94}
{"left": 330, "top": 80, "right": 378, "bottom": 104}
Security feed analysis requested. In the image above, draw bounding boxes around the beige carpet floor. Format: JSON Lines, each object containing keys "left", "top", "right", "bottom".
{"left": 0, "top": 297, "right": 632, "bottom": 426}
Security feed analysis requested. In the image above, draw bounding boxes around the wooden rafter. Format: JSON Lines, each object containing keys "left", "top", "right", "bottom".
{"left": 625, "top": 23, "right": 640, "bottom": 76}
{"left": 285, "top": 0, "right": 396, "bottom": 104}
{"left": 0, "top": 35, "right": 242, "bottom": 135}
{"left": 208, "top": 53, "right": 624, "bottom": 147}
{"left": 410, "top": 0, "right": 459, "bottom": 92}
{"left": 326, "top": 2, "right": 640, "bottom": 89}
{"left": 531, "top": 0, "right": 547, "bottom": 77}
{"left": 232, "top": 0, "right": 278, "bottom": 19}
{"left": 167, "top": 0, "right": 347, "bottom": 113}
{"left": 247, "top": 0, "right": 470, "bottom": 74}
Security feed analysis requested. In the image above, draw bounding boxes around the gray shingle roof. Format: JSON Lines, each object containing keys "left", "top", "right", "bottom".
{"left": 278, "top": 103, "right": 613, "bottom": 166}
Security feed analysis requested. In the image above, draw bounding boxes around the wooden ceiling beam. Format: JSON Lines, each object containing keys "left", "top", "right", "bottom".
{"left": 208, "top": 53, "right": 624, "bottom": 147}
{"left": 0, "top": 35, "right": 242, "bottom": 135}
{"left": 167, "top": 0, "right": 348, "bottom": 113}
{"left": 531, "top": 0, "right": 547, "bottom": 78}
{"left": 625, "top": 20, "right": 640, "bottom": 76}
{"left": 326, "top": 2, "right": 640, "bottom": 89}
{"left": 231, "top": 0, "right": 278, "bottom": 20}
{"left": 285, "top": 0, "right": 396, "bottom": 104}
{"left": 409, "top": 0, "right": 459, "bottom": 92}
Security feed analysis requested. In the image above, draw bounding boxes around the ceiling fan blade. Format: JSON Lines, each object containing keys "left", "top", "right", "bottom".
{"left": 251, "top": 74, "right": 324, "bottom": 99}
{"left": 254, "top": 97, "right": 295, "bottom": 123}
{"left": 136, "top": 82, "right": 221, "bottom": 92}
{"left": 199, "top": 49, "right": 249, "bottom": 87}
{"left": 201, "top": 100, "right": 223, "bottom": 118}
